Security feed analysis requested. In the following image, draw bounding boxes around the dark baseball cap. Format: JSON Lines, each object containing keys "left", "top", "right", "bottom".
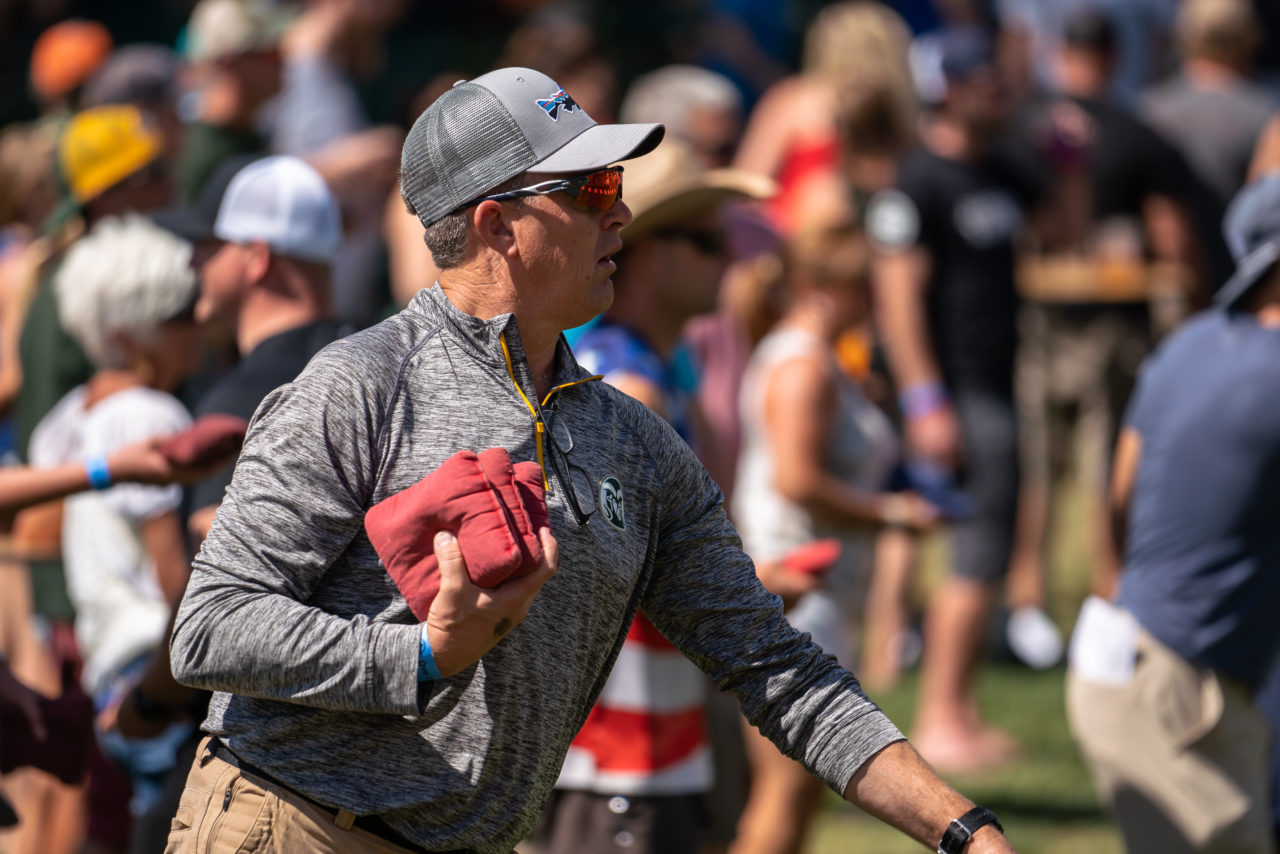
{"left": 399, "top": 66, "right": 664, "bottom": 228}
{"left": 1217, "top": 171, "right": 1280, "bottom": 308}
{"left": 151, "top": 154, "right": 260, "bottom": 243}
{"left": 938, "top": 26, "right": 996, "bottom": 81}
{"left": 1062, "top": 9, "right": 1118, "bottom": 54}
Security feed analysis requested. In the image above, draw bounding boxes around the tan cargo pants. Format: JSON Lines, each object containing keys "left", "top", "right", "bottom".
{"left": 1067, "top": 627, "right": 1274, "bottom": 854}
{"left": 164, "top": 737, "right": 424, "bottom": 854}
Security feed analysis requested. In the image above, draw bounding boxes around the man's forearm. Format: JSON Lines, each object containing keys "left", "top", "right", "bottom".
{"left": 170, "top": 575, "right": 423, "bottom": 715}
{"left": 843, "top": 741, "right": 1015, "bottom": 852}
{"left": 874, "top": 251, "right": 943, "bottom": 392}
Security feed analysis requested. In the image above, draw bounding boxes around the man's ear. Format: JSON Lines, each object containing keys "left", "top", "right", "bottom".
{"left": 244, "top": 240, "right": 272, "bottom": 284}
{"left": 473, "top": 201, "right": 518, "bottom": 258}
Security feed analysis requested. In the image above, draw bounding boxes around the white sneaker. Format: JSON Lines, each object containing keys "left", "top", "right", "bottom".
{"left": 1006, "top": 606, "right": 1065, "bottom": 669}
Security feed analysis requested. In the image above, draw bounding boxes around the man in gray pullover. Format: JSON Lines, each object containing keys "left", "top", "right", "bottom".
{"left": 165, "top": 67, "right": 1016, "bottom": 854}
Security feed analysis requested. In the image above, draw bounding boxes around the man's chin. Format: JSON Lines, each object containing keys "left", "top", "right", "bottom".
{"left": 562, "top": 280, "right": 613, "bottom": 335}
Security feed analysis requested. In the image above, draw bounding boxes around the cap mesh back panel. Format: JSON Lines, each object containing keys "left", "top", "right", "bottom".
{"left": 403, "top": 84, "right": 535, "bottom": 225}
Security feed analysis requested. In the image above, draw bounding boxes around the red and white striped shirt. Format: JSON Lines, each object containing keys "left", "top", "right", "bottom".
{"left": 555, "top": 611, "right": 712, "bottom": 795}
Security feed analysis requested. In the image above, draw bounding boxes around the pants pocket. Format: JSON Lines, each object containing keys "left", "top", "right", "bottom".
{"left": 207, "top": 775, "right": 271, "bottom": 854}
{"left": 165, "top": 786, "right": 207, "bottom": 853}
{"left": 1138, "top": 634, "right": 1225, "bottom": 749}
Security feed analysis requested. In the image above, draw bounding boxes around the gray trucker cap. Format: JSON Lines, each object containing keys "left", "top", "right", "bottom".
{"left": 400, "top": 66, "right": 665, "bottom": 227}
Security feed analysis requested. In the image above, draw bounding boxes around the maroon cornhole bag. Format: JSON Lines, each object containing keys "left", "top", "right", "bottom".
{"left": 364, "top": 449, "right": 548, "bottom": 620}
{"left": 476, "top": 448, "right": 548, "bottom": 569}
{"left": 512, "top": 461, "right": 550, "bottom": 546}
{"left": 154, "top": 414, "right": 250, "bottom": 468}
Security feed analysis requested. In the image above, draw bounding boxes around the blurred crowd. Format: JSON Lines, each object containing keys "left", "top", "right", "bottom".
{"left": 1, "top": 0, "right": 1280, "bottom": 852}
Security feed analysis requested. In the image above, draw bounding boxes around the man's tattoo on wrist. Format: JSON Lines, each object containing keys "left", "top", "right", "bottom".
{"left": 494, "top": 618, "right": 512, "bottom": 637}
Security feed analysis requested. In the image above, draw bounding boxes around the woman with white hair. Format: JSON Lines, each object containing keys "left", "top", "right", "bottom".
{"left": 28, "top": 213, "right": 204, "bottom": 836}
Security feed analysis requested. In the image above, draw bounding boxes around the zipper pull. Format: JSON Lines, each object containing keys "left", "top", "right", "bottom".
{"left": 222, "top": 784, "right": 233, "bottom": 812}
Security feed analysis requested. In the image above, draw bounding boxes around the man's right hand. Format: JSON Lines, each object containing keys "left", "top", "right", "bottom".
{"left": 906, "top": 406, "right": 963, "bottom": 471}
{"left": 424, "top": 528, "right": 559, "bottom": 678}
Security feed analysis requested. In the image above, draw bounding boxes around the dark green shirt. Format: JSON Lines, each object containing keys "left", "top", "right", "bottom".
{"left": 15, "top": 260, "right": 93, "bottom": 462}
{"left": 175, "top": 121, "right": 264, "bottom": 203}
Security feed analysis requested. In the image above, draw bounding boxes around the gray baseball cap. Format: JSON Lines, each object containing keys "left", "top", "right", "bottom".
{"left": 1217, "top": 171, "right": 1280, "bottom": 308}
{"left": 400, "top": 66, "right": 664, "bottom": 227}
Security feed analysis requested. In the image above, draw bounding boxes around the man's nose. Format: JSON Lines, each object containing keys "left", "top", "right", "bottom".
{"left": 606, "top": 198, "right": 633, "bottom": 229}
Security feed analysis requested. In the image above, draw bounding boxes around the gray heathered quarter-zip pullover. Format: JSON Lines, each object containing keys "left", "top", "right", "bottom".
{"left": 170, "top": 285, "right": 903, "bottom": 853}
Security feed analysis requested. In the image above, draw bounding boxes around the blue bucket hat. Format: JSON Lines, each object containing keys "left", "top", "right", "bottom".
{"left": 1217, "top": 172, "right": 1280, "bottom": 308}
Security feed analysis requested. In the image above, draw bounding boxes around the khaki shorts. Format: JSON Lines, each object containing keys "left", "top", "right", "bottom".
{"left": 1016, "top": 305, "right": 1150, "bottom": 491}
{"left": 1067, "top": 628, "right": 1274, "bottom": 854}
{"left": 165, "top": 738, "right": 441, "bottom": 854}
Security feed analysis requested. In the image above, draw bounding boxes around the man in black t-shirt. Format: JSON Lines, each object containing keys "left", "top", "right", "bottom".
{"left": 161, "top": 155, "right": 349, "bottom": 541}
{"left": 867, "top": 27, "right": 1046, "bottom": 773}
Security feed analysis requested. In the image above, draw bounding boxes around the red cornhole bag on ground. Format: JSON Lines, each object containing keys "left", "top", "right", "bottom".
{"left": 154, "top": 414, "right": 250, "bottom": 468}
{"left": 364, "top": 448, "right": 550, "bottom": 620}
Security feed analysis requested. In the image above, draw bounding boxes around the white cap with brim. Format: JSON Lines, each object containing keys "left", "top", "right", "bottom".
{"left": 399, "top": 67, "right": 664, "bottom": 228}
{"left": 213, "top": 155, "right": 342, "bottom": 263}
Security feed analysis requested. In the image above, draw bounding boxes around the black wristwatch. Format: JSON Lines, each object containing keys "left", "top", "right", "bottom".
{"left": 937, "top": 806, "right": 1003, "bottom": 854}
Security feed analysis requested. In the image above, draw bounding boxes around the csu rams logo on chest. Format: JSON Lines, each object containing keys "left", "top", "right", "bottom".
{"left": 599, "top": 476, "right": 625, "bottom": 531}
{"left": 536, "top": 88, "right": 580, "bottom": 121}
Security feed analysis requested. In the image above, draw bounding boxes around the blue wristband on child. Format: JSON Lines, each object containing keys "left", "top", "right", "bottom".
{"left": 418, "top": 625, "right": 442, "bottom": 682}
{"left": 85, "top": 456, "right": 112, "bottom": 490}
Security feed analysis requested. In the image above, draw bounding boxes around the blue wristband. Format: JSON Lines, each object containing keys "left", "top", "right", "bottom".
{"left": 899, "top": 382, "right": 949, "bottom": 420}
{"left": 85, "top": 456, "right": 112, "bottom": 490}
{"left": 418, "top": 625, "right": 442, "bottom": 682}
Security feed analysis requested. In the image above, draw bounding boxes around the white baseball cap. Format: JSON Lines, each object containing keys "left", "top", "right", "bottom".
{"left": 213, "top": 155, "right": 342, "bottom": 263}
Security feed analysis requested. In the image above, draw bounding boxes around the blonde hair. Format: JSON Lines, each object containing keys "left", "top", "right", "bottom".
{"left": 0, "top": 122, "right": 57, "bottom": 229}
{"left": 735, "top": 223, "right": 872, "bottom": 346}
{"left": 788, "top": 223, "right": 872, "bottom": 290}
{"left": 802, "top": 2, "right": 917, "bottom": 151}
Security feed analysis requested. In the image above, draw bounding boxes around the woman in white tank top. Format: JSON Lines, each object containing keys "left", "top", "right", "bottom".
{"left": 730, "top": 225, "right": 938, "bottom": 854}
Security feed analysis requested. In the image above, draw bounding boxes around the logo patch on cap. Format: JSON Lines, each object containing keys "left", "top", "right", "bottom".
{"left": 536, "top": 88, "right": 580, "bottom": 121}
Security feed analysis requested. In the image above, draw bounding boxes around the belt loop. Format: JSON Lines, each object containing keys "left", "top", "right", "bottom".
{"left": 335, "top": 809, "right": 356, "bottom": 831}
{"left": 198, "top": 736, "right": 216, "bottom": 767}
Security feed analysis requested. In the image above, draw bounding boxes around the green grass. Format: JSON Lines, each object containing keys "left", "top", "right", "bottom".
{"left": 807, "top": 665, "right": 1122, "bottom": 853}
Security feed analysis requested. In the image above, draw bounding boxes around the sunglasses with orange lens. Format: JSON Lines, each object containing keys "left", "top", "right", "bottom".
{"left": 467, "top": 166, "right": 623, "bottom": 212}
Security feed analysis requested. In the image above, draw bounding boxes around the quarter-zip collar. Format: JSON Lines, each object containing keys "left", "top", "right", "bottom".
{"left": 413, "top": 284, "right": 595, "bottom": 389}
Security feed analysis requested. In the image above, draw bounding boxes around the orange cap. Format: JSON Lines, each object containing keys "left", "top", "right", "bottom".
{"left": 30, "top": 20, "right": 113, "bottom": 101}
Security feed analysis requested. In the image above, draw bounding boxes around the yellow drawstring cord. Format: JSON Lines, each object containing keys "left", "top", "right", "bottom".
{"left": 499, "top": 332, "right": 601, "bottom": 491}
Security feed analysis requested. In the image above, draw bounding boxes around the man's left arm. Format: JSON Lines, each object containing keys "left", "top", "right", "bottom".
{"left": 635, "top": 424, "right": 1016, "bottom": 852}
{"left": 844, "top": 741, "right": 1015, "bottom": 852}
